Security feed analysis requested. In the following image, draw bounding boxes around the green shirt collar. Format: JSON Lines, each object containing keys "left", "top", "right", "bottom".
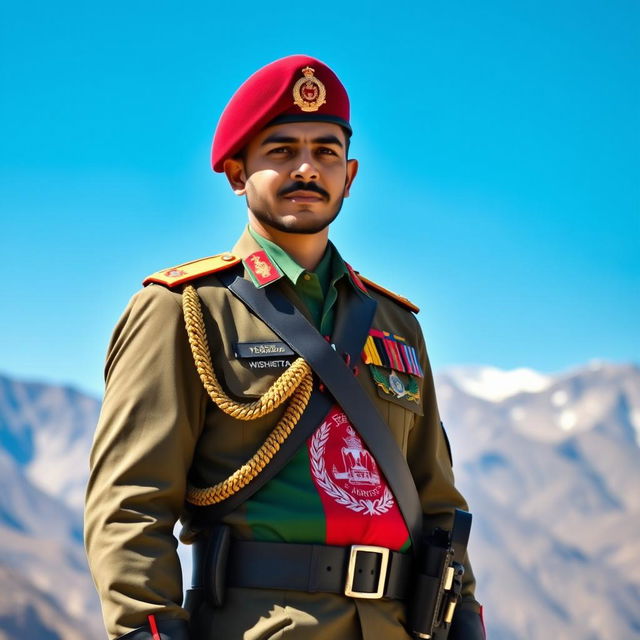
{"left": 247, "top": 225, "right": 351, "bottom": 290}
{"left": 246, "top": 226, "right": 368, "bottom": 333}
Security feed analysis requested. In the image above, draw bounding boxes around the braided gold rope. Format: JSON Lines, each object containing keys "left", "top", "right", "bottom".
{"left": 182, "top": 284, "right": 312, "bottom": 420}
{"left": 181, "top": 284, "right": 313, "bottom": 505}
{"left": 187, "top": 373, "right": 313, "bottom": 505}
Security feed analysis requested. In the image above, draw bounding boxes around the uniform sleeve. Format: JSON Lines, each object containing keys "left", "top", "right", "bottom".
{"left": 84, "top": 284, "right": 207, "bottom": 639}
{"left": 405, "top": 319, "right": 486, "bottom": 640}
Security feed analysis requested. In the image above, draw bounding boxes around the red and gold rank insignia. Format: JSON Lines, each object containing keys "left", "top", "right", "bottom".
{"left": 243, "top": 250, "right": 283, "bottom": 287}
{"left": 293, "top": 66, "right": 327, "bottom": 112}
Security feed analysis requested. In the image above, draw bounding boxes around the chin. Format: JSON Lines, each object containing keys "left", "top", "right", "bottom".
{"left": 269, "top": 217, "right": 333, "bottom": 235}
{"left": 254, "top": 205, "right": 343, "bottom": 235}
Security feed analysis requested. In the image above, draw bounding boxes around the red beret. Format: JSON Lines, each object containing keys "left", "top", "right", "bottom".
{"left": 211, "top": 55, "right": 351, "bottom": 173}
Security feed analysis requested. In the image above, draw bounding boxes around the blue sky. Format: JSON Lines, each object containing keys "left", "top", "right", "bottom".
{"left": 1, "top": 1, "right": 638, "bottom": 396}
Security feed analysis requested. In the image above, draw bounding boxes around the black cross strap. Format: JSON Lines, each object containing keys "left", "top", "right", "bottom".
{"left": 212, "top": 270, "right": 423, "bottom": 547}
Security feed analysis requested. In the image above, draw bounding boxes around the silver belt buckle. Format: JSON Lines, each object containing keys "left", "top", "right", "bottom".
{"left": 344, "top": 545, "right": 390, "bottom": 599}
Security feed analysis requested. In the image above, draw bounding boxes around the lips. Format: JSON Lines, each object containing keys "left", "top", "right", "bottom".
{"left": 283, "top": 190, "right": 325, "bottom": 202}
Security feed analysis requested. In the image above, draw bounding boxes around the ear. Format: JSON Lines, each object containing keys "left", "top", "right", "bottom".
{"left": 223, "top": 157, "right": 247, "bottom": 195}
{"left": 343, "top": 158, "right": 359, "bottom": 198}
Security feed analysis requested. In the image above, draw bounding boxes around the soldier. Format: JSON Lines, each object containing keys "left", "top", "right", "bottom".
{"left": 85, "top": 55, "right": 486, "bottom": 640}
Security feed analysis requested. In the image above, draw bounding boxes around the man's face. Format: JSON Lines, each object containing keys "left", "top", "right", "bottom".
{"left": 224, "top": 121, "right": 358, "bottom": 235}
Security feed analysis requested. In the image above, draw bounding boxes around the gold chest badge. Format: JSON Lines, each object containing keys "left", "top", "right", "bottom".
{"left": 292, "top": 66, "right": 327, "bottom": 112}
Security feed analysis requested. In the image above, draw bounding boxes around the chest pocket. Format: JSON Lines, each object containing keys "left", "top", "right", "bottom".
{"left": 358, "top": 363, "right": 423, "bottom": 458}
{"left": 205, "top": 296, "right": 298, "bottom": 400}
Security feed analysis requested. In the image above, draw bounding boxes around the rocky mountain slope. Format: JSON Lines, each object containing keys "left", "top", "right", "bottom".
{"left": 0, "top": 376, "right": 102, "bottom": 639}
{"left": 438, "top": 362, "right": 640, "bottom": 639}
{"left": 1, "top": 362, "right": 639, "bottom": 639}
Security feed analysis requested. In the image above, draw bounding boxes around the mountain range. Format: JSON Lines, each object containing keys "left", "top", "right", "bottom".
{"left": 1, "top": 361, "right": 639, "bottom": 639}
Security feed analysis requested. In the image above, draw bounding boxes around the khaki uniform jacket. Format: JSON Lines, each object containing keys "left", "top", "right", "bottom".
{"left": 84, "top": 230, "right": 482, "bottom": 640}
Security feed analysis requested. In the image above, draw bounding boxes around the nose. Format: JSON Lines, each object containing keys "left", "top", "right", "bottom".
{"left": 290, "top": 152, "right": 319, "bottom": 182}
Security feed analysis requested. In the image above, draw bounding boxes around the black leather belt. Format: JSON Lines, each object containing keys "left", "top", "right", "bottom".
{"left": 222, "top": 539, "right": 412, "bottom": 600}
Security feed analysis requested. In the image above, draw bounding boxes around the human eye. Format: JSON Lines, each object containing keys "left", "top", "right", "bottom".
{"left": 317, "top": 146, "right": 338, "bottom": 156}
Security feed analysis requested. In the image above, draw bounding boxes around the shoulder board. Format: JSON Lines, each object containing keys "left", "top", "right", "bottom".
{"left": 357, "top": 274, "right": 420, "bottom": 314}
{"left": 143, "top": 253, "right": 241, "bottom": 288}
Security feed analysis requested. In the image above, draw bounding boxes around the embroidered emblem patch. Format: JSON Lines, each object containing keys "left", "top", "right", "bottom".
{"left": 310, "top": 407, "right": 395, "bottom": 516}
{"left": 243, "top": 251, "right": 283, "bottom": 287}
{"left": 250, "top": 254, "right": 271, "bottom": 278}
{"left": 370, "top": 365, "right": 420, "bottom": 404}
{"left": 292, "top": 66, "right": 327, "bottom": 112}
{"left": 164, "top": 268, "right": 187, "bottom": 278}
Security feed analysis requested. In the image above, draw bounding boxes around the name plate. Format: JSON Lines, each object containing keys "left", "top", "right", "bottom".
{"left": 234, "top": 341, "right": 295, "bottom": 359}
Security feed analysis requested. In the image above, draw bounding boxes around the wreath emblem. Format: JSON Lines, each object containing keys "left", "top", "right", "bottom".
{"left": 310, "top": 418, "right": 395, "bottom": 516}
{"left": 292, "top": 67, "right": 327, "bottom": 113}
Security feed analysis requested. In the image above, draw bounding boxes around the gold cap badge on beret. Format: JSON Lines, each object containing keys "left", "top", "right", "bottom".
{"left": 292, "top": 66, "right": 327, "bottom": 112}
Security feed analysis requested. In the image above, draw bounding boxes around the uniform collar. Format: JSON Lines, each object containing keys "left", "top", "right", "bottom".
{"left": 231, "top": 226, "right": 363, "bottom": 296}
{"left": 247, "top": 225, "right": 305, "bottom": 285}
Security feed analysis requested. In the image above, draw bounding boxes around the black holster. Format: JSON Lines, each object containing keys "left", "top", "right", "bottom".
{"left": 190, "top": 524, "right": 231, "bottom": 608}
{"left": 408, "top": 509, "right": 472, "bottom": 640}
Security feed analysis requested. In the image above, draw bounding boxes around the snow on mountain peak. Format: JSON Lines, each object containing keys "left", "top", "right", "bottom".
{"left": 442, "top": 365, "right": 553, "bottom": 402}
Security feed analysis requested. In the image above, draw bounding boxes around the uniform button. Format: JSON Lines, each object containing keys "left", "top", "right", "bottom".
{"left": 221, "top": 254, "right": 235, "bottom": 261}
{"left": 303, "top": 274, "right": 311, "bottom": 281}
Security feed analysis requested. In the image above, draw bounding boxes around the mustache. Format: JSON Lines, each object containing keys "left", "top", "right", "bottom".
{"left": 278, "top": 181, "right": 329, "bottom": 200}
